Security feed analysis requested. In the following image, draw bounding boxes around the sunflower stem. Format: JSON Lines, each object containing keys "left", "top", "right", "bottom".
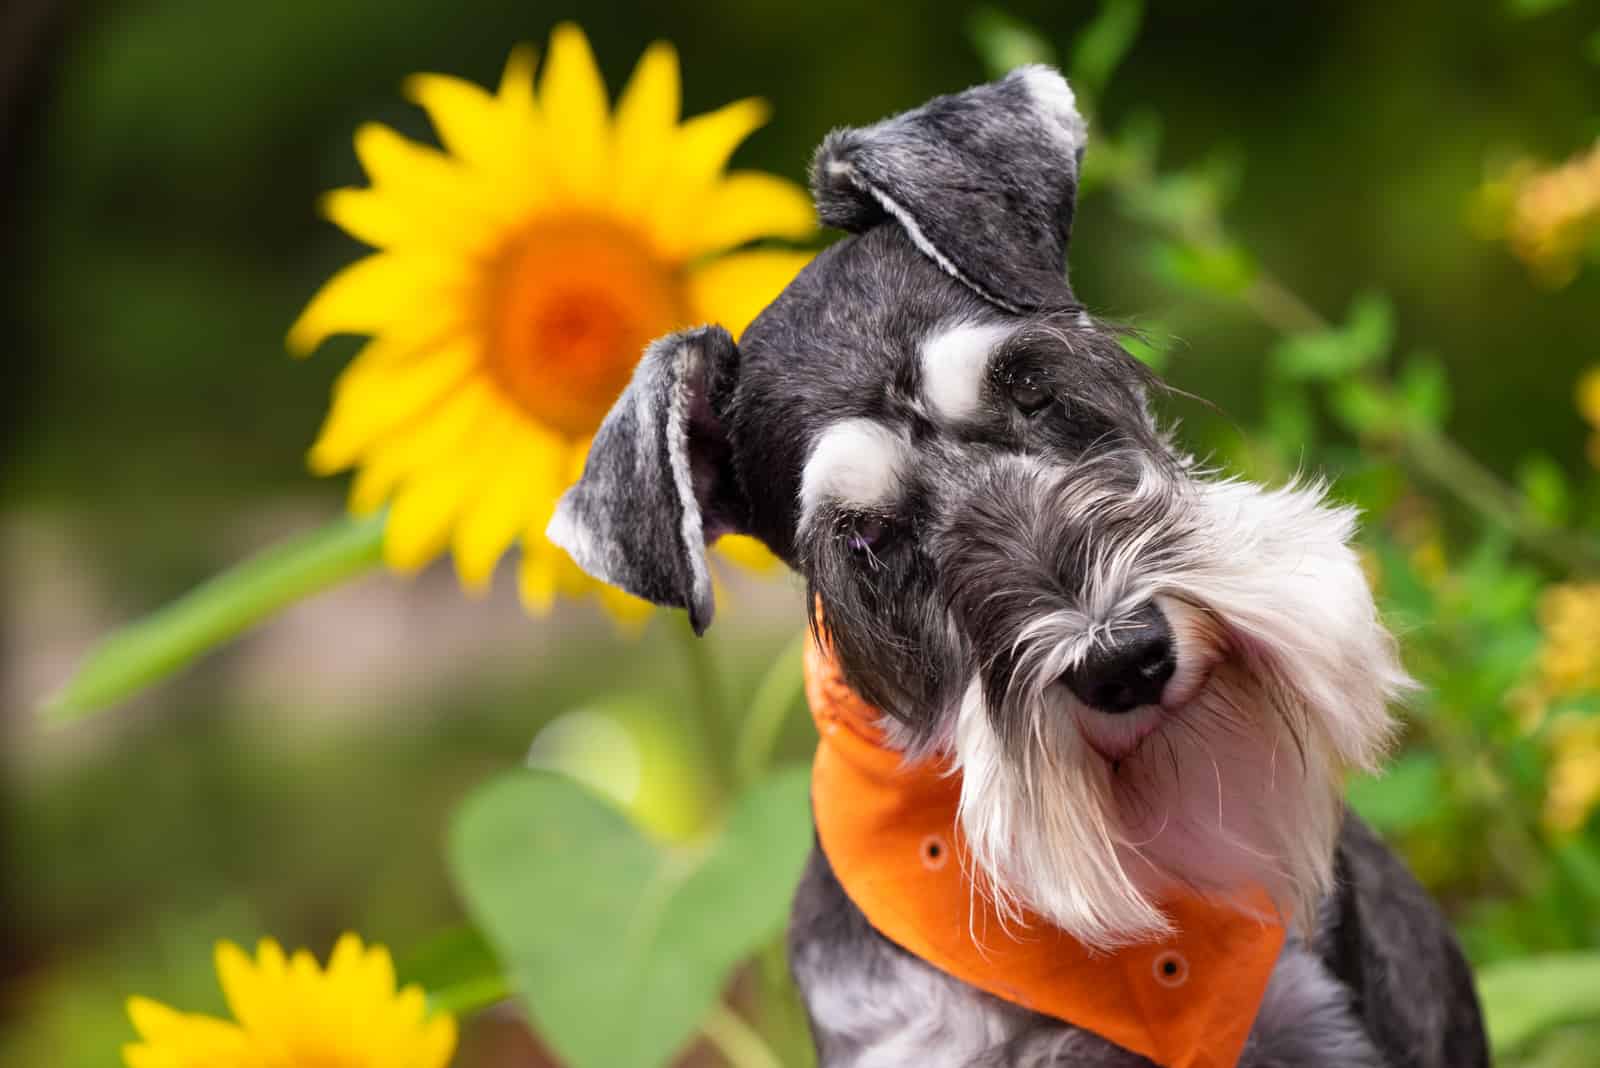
{"left": 701, "top": 1001, "right": 786, "bottom": 1068}
{"left": 40, "top": 512, "right": 387, "bottom": 724}
{"left": 673, "top": 613, "right": 733, "bottom": 798}
{"left": 733, "top": 629, "right": 809, "bottom": 789}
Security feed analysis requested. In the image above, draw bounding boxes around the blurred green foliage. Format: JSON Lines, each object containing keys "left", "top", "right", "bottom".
{"left": 8, "top": 1, "right": 1600, "bottom": 1066}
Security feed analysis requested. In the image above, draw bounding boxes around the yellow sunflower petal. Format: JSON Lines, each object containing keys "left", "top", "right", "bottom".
{"left": 403, "top": 72, "right": 501, "bottom": 166}
{"left": 539, "top": 23, "right": 610, "bottom": 199}
{"left": 319, "top": 188, "right": 419, "bottom": 252}
{"left": 122, "top": 1045, "right": 179, "bottom": 1068}
{"left": 326, "top": 932, "right": 364, "bottom": 978}
{"left": 643, "top": 97, "right": 772, "bottom": 253}
{"left": 385, "top": 451, "right": 490, "bottom": 574}
{"left": 518, "top": 537, "right": 563, "bottom": 613}
{"left": 453, "top": 421, "right": 566, "bottom": 590}
{"left": 418, "top": 1013, "right": 460, "bottom": 1068}
{"left": 611, "top": 41, "right": 680, "bottom": 218}
{"left": 715, "top": 533, "right": 781, "bottom": 571}
{"left": 670, "top": 97, "right": 771, "bottom": 190}
{"left": 689, "top": 249, "right": 814, "bottom": 338}
{"left": 406, "top": 67, "right": 549, "bottom": 211}
{"left": 665, "top": 171, "right": 814, "bottom": 259}
{"left": 308, "top": 336, "right": 477, "bottom": 474}
{"left": 287, "top": 253, "right": 465, "bottom": 356}
{"left": 127, "top": 997, "right": 187, "bottom": 1041}
{"left": 598, "top": 583, "right": 658, "bottom": 629}
{"left": 351, "top": 123, "right": 509, "bottom": 233}
{"left": 122, "top": 998, "right": 254, "bottom": 1068}
{"left": 497, "top": 42, "right": 538, "bottom": 110}
{"left": 349, "top": 380, "right": 493, "bottom": 514}
{"left": 214, "top": 942, "right": 264, "bottom": 1031}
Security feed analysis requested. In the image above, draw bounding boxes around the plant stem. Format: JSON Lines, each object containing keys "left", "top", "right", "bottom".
{"left": 1110, "top": 167, "right": 1600, "bottom": 576}
{"left": 1403, "top": 428, "right": 1599, "bottom": 577}
{"left": 733, "top": 629, "right": 810, "bottom": 788}
{"left": 42, "top": 511, "right": 387, "bottom": 723}
{"left": 701, "top": 1002, "right": 786, "bottom": 1068}
{"left": 1242, "top": 274, "right": 1327, "bottom": 336}
{"left": 673, "top": 613, "right": 733, "bottom": 798}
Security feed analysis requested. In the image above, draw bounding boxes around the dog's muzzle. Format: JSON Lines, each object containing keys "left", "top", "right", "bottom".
{"left": 1058, "top": 602, "right": 1175, "bottom": 714}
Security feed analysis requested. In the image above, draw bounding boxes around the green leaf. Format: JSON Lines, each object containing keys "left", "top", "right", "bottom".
{"left": 1588, "top": 28, "right": 1600, "bottom": 65}
{"left": 1346, "top": 753, "right": 1446, "bottom": 833}
{"left": 1147, "top": 238, "right": 1258, "bottom": 297}
{"left": 1262, "top": 377, "right": 1317, "bottom": 460}
{"left": 1329, "top": 379, "right": 1398, "bottom": 435}
{"left": 967, "top": 7, "right": 1057, "bottom": 79}
{"left": 1068, "top": 0, "right": 1144, "bottom": 104}
{"left": 1123, "top": 167, "right": 1222, "bottom": 232}
{"left": 1398, "top": 354, "right": 1451, "bottom": 431}
{"left": 450, "top": 766, "right": 813, "bottom": 1068}
{"left": 42, "top": 512, "right": 386, "bottom": 723}
{"left": 1518, "top": 454, "right": 1572, "bottom": 526}
{"left": 1119, "top": 328, "right": 1173, "bottom": 372}
{"left": 1271, "top": 292, "right": 1394, "bottom": 381}
{"left": 397, "top": 924, "right": 512, "bottom": 1017}
{"left": 1478, "top": 952, "right": 1600, "bottom": 1054}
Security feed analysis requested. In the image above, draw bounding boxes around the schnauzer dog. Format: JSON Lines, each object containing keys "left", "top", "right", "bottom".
{"left": 550, "top": 68, "right": 1488, "bottom": 1067}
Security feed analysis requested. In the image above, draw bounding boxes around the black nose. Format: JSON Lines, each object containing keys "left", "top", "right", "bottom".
{"left": 1060, "top": 604, "right": 1176, "bottom": 714}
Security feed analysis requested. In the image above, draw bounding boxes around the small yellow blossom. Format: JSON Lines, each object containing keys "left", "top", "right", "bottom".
{"left": 1544, "top": 717, "right": 1600, "bottom": 834}
{"left": 123, "top": 934, "right": 455, "bottom": 1068}
{"left": 1536, "top": 583, "right": 1600, "bottom": 699}
{"left": 291, "top": 24, "right": 812, "bottom": 617}
{"left": 1484, "top": 140, "right": 1600, "bottom": 286}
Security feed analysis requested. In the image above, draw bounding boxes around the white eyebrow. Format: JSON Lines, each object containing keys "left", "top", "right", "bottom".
{"left": 799, "top": 418, "right": 913, "bottom": 521}
{"left": 920, "top": 320, "right": 1015, "bottom": 424}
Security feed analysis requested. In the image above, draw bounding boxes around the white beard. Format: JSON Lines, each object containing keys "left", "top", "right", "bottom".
{"left": 953, "top": 477, "right": 1409, "bottom": 950}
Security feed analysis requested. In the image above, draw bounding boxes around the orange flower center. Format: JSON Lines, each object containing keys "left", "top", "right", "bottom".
{"left": 486, "top": 216, "right": 689, "bottom": 437}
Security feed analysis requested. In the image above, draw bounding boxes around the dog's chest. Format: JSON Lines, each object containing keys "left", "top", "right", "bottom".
{"left": 789, "top": 846, "right": 1383, "bottom": 1068}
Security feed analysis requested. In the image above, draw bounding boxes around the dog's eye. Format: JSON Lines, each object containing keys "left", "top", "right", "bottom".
{"left": 846, "top": 515, "right": 890, "bottom": 555}
{"left": 1008, "top": 377, "right": 1051, "bottom": 415}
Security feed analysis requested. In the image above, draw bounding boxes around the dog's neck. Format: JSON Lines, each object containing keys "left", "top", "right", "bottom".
{"left": 805, "top": 634, "right": 1286, "bottom": 1068}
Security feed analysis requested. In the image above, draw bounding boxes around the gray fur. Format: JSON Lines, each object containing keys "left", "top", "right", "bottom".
{"left": 791, "top": 817, "right": 1478, "bottom": 1067}
{"left": 812, "top": 66, "right": 1086, "bottom": 313}
{"left": 548, "top": 325, "right": 743, "bottom": 633}
{"left": 552, "top": 68, "right": 1489, "bottom": 1067}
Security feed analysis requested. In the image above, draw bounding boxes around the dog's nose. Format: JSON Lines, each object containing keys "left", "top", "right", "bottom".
{"left": 1060, "top": 605, "right": 1176, "bottom": 714}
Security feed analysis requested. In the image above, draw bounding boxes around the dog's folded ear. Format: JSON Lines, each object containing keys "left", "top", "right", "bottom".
{"left": 810, "top": 65, "right": 1087, "bottom": 314}
{"left": 547, "top": 326, "right": 745, "bottom": 634}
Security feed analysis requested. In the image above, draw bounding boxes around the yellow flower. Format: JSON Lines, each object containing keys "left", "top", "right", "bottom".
{"left": 289, "top": 24, "right": 813, "bottom": 615}
{"left": 1579, "top": 367, "right": 1600, "bottom": 469}
{"left": 1536, "top": 582, "right": 1600, "bottom": 700}
{"left": 1544, "top": 717, "right": 1600, "bottom": 834}
{"left": 123, "top": 934, "right": 455, "bottom": 1068}
{"left": 1484, "top": 140, "right": 1600, "bottom": 286}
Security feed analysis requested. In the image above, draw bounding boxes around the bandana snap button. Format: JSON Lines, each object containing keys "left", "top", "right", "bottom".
{"left": 919, "top": 834, "right": 949, "bottom": 871}
{"left": 1153, "top": 950, "right": 1188, "bottom": 988}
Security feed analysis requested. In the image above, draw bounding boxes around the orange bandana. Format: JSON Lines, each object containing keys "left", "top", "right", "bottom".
{"left": 805, "top": 636, "right": 1285, "bottom": 1068}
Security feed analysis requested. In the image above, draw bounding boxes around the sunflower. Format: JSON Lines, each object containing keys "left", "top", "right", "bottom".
{"left": 289, "top": 24, "right": 813, "bottom": 616}
{"left": 123, "top": 934, "right": 455, "bottom": 1068}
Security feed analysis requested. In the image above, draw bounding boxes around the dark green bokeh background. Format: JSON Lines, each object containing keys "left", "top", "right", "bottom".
{"left": 4, "top": 1, "right": 1598, "bottom": 1064}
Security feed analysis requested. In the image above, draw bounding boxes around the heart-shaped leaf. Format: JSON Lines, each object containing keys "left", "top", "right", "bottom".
{"left": 1476, "top": 951, "right": 1600, "bottom": 1055}
{"left": 449, "top": 764, "right": 812, "bottom": 1068}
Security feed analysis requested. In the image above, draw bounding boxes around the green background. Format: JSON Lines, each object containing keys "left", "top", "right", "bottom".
{"left": 4, "top": 1, "right": 1600, "bottom": 1064}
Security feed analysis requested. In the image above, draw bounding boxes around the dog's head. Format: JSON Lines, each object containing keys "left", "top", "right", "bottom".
{"left": 550, "top": 68, "right": 1409, "bottom": 947}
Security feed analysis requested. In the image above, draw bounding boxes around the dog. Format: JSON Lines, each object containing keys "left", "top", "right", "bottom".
{"left": 549, "top": 67, "right": 1489, "bottom": 1067}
